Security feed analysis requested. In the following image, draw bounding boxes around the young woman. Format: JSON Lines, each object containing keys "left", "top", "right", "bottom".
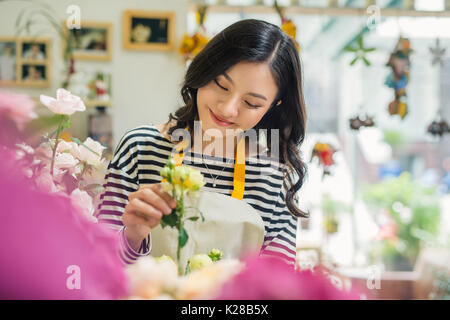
{"left": 96, "top": 19, "right": 308, "bottom": 267}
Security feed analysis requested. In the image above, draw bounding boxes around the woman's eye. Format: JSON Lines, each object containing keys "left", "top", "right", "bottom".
{"left": 214, "top": 79, "right": 228, "bottom": 91}
{"left": 245, "top": 101, "right": 261, "bottom": 109}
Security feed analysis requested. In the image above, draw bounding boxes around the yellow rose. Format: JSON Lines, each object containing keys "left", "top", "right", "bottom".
{"left": 183, "top": 168, "right": 205, "bottom": 191}
{"left": 188, "top": 254, "right": 213, "bottom": 272}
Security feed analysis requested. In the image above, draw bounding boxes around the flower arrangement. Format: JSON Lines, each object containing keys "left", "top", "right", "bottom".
{"left": 178, "top": 4, "right": 210, "bottom": 62}
{"left": 310, "top": 141, "right": 338, "bottom": 178}
{"left": 363, "top": 172, "right": 441, "bottom": 271}
{"left": 0, "top": 88, "right": 109, "bottom": 222}
{"left": 274, "top": 0, "right": 301, "bottom": 52}
{"left": 159, "top": 157, "right": 206, "bottom": 274}
{"left": 126, "top": 254, "right": 361, "bottom": 300}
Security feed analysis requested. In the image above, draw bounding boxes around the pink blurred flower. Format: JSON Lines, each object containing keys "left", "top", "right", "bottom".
{"left": 217, "top": 255, "right": 361, "bottom": 300}
{"left": 57, "top": 140, "right": 80, "bottom": 157}
{"left": 78, "top": 137, "right": 105, "bottom": 166}
{"left": 35, "top": 171, "right": 59, "bottom": 194}
{"left": 54, "top": 152, "right": 78, "bottom": 170}
{"left": 70, "top": 188, "right": 96, "bottom": 222}
{"left": 0, "top": 90, "right": 37, "bottom": 129}
{"left": 0, "top": 149, "right": 129, "bottom": 299}
{"left": 40, "top": 88, "right": 86, "bottom": 115}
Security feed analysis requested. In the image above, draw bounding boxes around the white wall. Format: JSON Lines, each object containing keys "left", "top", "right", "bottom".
{"left": 0, "top": 0, "right": 188, "bottom": 144}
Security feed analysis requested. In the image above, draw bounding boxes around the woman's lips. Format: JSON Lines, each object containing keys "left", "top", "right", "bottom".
{"left": 209, "top": 108, "right": 234, "bottom": 127}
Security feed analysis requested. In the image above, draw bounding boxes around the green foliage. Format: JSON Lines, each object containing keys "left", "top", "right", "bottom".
{"left": 363, "top": 172, "right": 441, "bottom": 268}
{"left": 382, "top": 128, "right": 406, "bottom": 148}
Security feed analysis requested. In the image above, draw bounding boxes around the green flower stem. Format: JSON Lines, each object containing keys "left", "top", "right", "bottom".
{"left": 50, "top": 117, "right": 64, "bottom": 177}
{"left": 177, "top": 184, "right": 185, "bottom": 275}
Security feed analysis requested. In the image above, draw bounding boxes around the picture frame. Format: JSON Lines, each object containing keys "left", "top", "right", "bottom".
{"left": 63, "top": 21, "right": 112, "bottom": 61}
{"left": 122, "top": 10, "right": 175, "bottom": 51}
{"left": 0, "top": 37, "right": 51, "bottom": 88}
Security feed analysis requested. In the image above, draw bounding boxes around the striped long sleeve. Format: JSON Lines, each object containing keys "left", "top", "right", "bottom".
{"left": 260, "top": 186, "right": 298, "bottom": 266}
{"left": 96, "top": 130, "right": 151, "bottom": 265}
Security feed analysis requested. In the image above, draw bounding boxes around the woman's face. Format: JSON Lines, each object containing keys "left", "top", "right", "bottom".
{"left": 196, "top": 61, "right": 279, "bottom": 137}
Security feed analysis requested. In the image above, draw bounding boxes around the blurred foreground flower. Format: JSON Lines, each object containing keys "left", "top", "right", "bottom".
{"left": 0, "top": 91, "right": 37, "bottom": 130}
{"left": 0, "top": 89, "right": 108, "bottom": 222}
{"left": 217, "top": 256, "right": 361, "bottom": 300}
{"left": 0, "top": 148, "right": 128, "bottom": 299}
{"left": 126, "top": 255, "right": 243, "bottom": 300}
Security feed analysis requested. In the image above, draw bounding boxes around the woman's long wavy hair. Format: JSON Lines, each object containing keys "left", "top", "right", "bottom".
{"left": 168, "top": 19, "right": 308, "bottom": 218}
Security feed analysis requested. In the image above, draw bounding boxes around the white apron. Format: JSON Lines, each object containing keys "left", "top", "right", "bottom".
{"left": 149, "top": 190, "right": 265, "bottom": 269}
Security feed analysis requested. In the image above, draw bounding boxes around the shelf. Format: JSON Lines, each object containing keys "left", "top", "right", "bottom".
{"left": 188, "top": 4, "right": 450, "bottom": 17}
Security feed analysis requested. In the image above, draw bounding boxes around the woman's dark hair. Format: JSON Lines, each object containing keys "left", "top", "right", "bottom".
{"left": 168, "top": 19, "right": 308, "bottom": 218}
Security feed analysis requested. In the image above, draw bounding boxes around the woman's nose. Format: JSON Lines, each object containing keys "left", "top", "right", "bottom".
{"left": 218, "top": 95, "right": 239, "bottom": 119}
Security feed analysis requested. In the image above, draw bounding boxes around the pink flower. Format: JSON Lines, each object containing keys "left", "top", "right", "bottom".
{"left": 217, "top": 255, "right": 362, "bottom": 300}
{"left": 78, "top": 137, "right": 106, "bottom": 166}
{"left": 0, "top": 149, "right": 129, "bottom": 299}
{"left": 35, "top": 171, "right": 59, "bottom": 194}
{"left": 0, "top": 90, "right": 37, "bottom": 129}
{"left": 70, "top": 188, "right": 96, "bottom": 222}
{"left": 40, "top": 88, "right": 86, "bottom": 115}
{"left": 54, "top": 152, "right": 78, "bottom": 170}
{"left": 56, "top": 140, "right": 79, "bottom": 157}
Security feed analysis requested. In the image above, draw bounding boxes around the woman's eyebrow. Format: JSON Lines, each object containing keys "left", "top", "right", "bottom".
{"left": 222, "top": 72, "right": 268, "bottom": 101}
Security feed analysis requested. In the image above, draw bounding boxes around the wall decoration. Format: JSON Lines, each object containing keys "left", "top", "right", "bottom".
{"left": 0, "top": 38, "right": 17, "bottom": 84}
{"left": 178, "top": 4, "right": 209, "bottom": 63}
{"left": 0, "top": 37, "right": 51, "bottom": 88}
{"left": 427, "top": 109, "right": 450, "bottom": 137}
{"left": 310, "top": 141, "right": 338, "bottom": 178}
{"left": 385, "top": 37, "right": 412, "bottom": 120}
{"left": 63, "top": 21, "right": 112, "bottom": 61}
{"left": 123, "top": 10, "right": 175, "bottom": 51}
{"left": 429, "top": 38, "right": 447, "bottom": 67}
{"left": 274, "top": 0, "right": 301, "bottom": 52}
{"left": 344, "top": 34, "right": 376, "bottom": 66}
{"left": 349, "top": 113, "right": 376, "bottom": 131}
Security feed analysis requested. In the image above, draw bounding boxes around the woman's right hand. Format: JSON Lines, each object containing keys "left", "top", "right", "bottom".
{"left": 122, "top": 183, "right": 177, "bottom": 251}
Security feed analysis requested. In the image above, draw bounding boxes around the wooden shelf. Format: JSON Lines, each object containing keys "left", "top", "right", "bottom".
{"left": 189, "top": 4, "right": 450, "bottom": 17}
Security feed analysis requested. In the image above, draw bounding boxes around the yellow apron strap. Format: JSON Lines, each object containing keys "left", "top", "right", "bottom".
{"left": 173, "top": 139, "right": 189, "bottom": 166}
{"left": 172, "top": 128, "right": 245, "bottom": 200}
{"left": 231, "top": 137, "right": 245, "bottom": 200}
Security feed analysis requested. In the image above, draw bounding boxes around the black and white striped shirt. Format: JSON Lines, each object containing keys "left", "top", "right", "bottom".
{"left": 96, "top": 125, "right": 298, "bottom": 266}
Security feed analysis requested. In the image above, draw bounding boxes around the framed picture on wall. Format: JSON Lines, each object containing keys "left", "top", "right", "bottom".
{"left": 0, "top": 37, "right": 51, "bottom": 88}
{"left": 63, "top": 21, "right": 112, "bottom": 61}
{"left": 122, "top": 10, "right": 175, "bottom": 51}
{"left": 0, "top": 38, "right": 17, "bottom": 85}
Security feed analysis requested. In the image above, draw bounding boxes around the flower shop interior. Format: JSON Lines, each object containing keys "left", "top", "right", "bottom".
{"left": 0, "top": 0, "right": 449, "bottom": 301}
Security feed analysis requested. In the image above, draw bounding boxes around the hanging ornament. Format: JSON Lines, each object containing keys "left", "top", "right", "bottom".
{"left": 427, "top": 109, "right": 450, "bottom": 137}
{"left": 429, "top": 38, "right": 447, "bottom": 67}
{"left": 310, "top": 142, "right": 338, "bottom": 177}
{"left": 178, "top": 4, "right": 210, "bottom": 63}
{"left": 274, "top": 0, "right": 301, "bottom": 52}
{"left": 349, "top": 113, "right": 376, "bottom": 130}
{"left": 344, "top": 34, "right": 376, "bottom": 67}
{"left": 385, "top": 37, "right": 412, "bottom": 120}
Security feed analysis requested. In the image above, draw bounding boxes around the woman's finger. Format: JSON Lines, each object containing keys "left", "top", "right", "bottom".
{"left": 138, "top": 185, "right": 174, "bottom": 214}
{"left": 128, "top": 197, "right": 163, "bottom": 220}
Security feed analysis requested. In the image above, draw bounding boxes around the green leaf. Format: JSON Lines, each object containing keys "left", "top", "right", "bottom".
{"left": 179, "top": 227, "right": 188, "bottom": 249}
{"left": 160, "top": 210, "right": 178, "bottom": 228}
{"left": 363, "top": 56, "right": 371, "bottom": 66}
{"left": 365, "top": 47, "right": 376, "bottom": 53}
{"left": 350, "top": 56, "right": 359, "bottom": 66}
{"left": 344, "top": 46, "right": 357, "bottom": 52}
{"left": 186, "top": 216, "right": 199, "bottom": 222}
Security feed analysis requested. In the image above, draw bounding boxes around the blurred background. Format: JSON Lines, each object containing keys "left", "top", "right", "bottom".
{"left": 0, "top": 0, "right": 449, "bottom": 299}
